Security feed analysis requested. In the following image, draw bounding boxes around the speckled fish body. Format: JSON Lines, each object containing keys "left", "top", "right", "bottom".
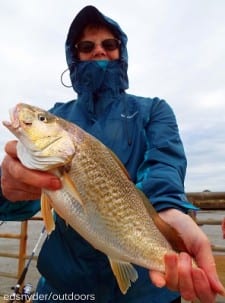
{"left": 3, "top": 103, "right": 182, "bottom": 294}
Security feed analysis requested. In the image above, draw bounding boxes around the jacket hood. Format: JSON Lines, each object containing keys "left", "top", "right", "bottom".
{"left": 65, "top": 6, "right": 129, "bottom": 94}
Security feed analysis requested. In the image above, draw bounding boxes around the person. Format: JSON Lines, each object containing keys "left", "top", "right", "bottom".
{"left": 0, "top": 5, "right": 224, "bottom": 303}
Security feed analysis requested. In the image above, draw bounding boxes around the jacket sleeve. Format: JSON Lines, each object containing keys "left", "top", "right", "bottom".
{"left": 0, "top": 199, "right": 40, "bottom": 221}
{"left": 136, "top": 98, "right": 197, "bottom": 213}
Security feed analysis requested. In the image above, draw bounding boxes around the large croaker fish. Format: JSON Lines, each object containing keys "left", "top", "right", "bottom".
{"left": 3, "top": 103, "right": 187, "bottom": 294}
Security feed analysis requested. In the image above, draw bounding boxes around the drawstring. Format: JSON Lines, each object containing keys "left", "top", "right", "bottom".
{"left": 60, "top": 67, "right": 72, "bottom": 88}
{"left": 60, "top": 61, "right": 76, "bottom": 88}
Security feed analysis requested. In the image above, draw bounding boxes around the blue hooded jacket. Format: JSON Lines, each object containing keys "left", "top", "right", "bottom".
{"left": 0, "top": 6, "right": 196, "bottom": 303}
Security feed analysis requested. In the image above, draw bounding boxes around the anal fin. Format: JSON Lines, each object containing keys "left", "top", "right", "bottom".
{"left": 108, "top": 258, "right": 138, "bottom": 294}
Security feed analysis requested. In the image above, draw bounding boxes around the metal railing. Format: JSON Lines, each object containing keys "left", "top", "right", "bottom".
{"left": 0, "top": 216, "right": 42, "bottom": 282}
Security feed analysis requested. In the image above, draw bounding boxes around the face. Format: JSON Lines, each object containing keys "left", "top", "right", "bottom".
{"left": 76, "top": 27, "right": 120, "bottom": 61}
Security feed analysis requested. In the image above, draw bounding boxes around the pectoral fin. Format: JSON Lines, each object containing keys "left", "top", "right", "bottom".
{"left": 41, "top": 192, "right": 55, "bottom": 234}
{"left": 62, "top": 171, "right": 85, "bottom": 208}
{"left": 108, "top": 258, "right": 138, "bottom": 294}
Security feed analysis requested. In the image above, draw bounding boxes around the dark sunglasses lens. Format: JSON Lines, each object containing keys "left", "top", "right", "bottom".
{"left": 102, "top": 39, "right": 120, "bottom": 51}
{"left": 77, "top": 41, "right": 95, "bottom": 53}
{"left": 76, "top": 39, "right": 120, "bottom": 53}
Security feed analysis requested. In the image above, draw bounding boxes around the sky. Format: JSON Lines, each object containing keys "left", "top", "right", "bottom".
{"left": 0, "top": 0, "right": 225, "bottom": 193}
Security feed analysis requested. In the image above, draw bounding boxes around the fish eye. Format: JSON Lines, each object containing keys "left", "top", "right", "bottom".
{"left": 38, "top": 114, "right": 48, "bottom": 123}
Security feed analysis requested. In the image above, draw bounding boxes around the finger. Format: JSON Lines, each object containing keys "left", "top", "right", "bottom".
{"left": 164, "top": 253, "right": 179, "bottom": 291}
{"left": 4, "top": 140, "right": 18, "bottom": 158}
{"left": 192, "top": 267, "right": 216, "bottom": 303}
{"left": 4, "top": 185, "right": 41, "bottom": 201}
{"left": 193, "top": 237, "right": 225, "bottom": 295}
{"left": 1, "top": 160, "right": 42, "bottom": 201}
{"left": 221, "top": 219, "right": 225, "bottom": 239}
{"left": 149, "top": 271, "right": 166, "bottom": 288}
{"left": 178, "top": 252, "right": 196, "bottom": 301}
{"left": 2, "top": 155, "right": 61, "bottom": 191}
{"left": 10, "top": 160, "right": 61, "bottom": 190}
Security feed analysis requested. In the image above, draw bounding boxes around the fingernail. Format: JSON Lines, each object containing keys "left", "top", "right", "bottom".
{"left": 49, "top": 178, "right": 61, "bottom": 189}
{"left": 155, "top": 277, "right": 166, "bottom": 288}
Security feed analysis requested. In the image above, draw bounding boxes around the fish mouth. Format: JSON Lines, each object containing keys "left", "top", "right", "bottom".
{"left": 2, "top": 105, "right": 20, "bottom": 130}
{"left": 3, "top": 103, "right": 33, "bottom": 130}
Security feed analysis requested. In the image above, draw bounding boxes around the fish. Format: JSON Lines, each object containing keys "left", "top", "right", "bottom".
{"left": 3, "top": 103, "right": 187, "bottom": 294}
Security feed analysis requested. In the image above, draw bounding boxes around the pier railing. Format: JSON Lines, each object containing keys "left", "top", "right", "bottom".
{"left": 0, "top": 216, "right": 43, "bottom": 283}
{"left": 187, "top": 191, "right": 225, "bottom": 210}
{"left": 187, "top": 192, "right": 225, "bottom": 253}
{"left": 0, "top": 220, "right": 28, "bottom": 280}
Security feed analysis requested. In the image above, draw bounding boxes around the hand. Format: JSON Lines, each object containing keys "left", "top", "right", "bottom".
{"left": 149, "top": 209, "right": 225, "bottom": 303}
{"left": 1, "top": 140, "right": 61, "bottom": 202}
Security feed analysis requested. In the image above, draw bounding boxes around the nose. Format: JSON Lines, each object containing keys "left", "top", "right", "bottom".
{"left": 92, "top": 43, "right": 106, "bottom": 57}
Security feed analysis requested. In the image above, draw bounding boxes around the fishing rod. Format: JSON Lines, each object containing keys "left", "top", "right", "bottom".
{"left": 8, "top": 226, "right": 46, "bottom": 303}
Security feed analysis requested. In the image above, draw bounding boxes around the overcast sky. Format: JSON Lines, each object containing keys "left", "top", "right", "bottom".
{"left": 1, "top": 0, "right": 225, "bottom": 193}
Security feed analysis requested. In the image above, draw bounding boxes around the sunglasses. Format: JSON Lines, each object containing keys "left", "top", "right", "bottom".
{"left": 75, "top": 38, "right": 121, "bottom": 53}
